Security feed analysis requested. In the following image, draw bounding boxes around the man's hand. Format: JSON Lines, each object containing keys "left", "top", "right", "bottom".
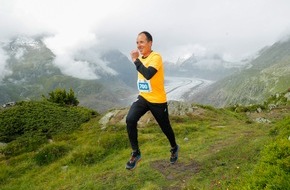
{"left": 130, "top": 49, "right": 139, "bottom": 62}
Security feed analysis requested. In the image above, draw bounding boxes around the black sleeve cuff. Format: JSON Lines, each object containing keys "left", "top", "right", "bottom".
{"left": 134, "top": 58, "right": 142, "bottom": 67}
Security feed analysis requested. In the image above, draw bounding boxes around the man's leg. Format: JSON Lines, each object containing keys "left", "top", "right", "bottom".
{"left": 126, "top": 96, "right": 148, "bottom": 151}
{"left": 125, "top": 96, "right": 148, "bottom": 170}
{"left": 150, "top": 102, "right": 179, "bottom": 163}
{"left": 149, "top": 102, "right": 177, "bottom": 148}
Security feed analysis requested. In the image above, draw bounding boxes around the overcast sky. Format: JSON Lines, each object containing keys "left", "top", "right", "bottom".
{"left": 1, "top": 0, "right": 290, "bottom": 68}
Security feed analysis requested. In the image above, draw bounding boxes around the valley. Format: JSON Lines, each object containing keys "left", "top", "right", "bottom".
{"left": 165, "top": 76, "right": 214, "bottom": 101}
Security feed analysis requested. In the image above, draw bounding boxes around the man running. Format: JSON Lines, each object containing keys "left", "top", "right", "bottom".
{"left": 125, "top": 31, "right": 179, "bottom": 170}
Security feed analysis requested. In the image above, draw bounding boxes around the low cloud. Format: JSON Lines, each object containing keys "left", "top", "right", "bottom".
{"left": 1, "top": 0, "right": 290, "bottom": 75}
{"left": 43, "top": 32, "right": 101, "bottom": 80}
{"left": 0, "top": 46, "right": 12, "bottom": 82}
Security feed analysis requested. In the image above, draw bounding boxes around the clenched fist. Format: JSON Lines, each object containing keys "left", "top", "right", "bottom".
{"left": 130, "top": 49, "right": 139, "bottom": 62}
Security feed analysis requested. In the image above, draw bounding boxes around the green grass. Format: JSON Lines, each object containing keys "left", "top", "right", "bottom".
{"left": 0, "top": 102, "right": 289, "bottom": 189}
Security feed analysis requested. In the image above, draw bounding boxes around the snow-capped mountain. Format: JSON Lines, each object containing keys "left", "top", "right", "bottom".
{"left": 165, "top": 53, "right": 248, "bottom": 80}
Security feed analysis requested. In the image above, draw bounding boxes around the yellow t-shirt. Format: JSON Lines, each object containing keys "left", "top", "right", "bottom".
{"left": 137, "top": 52, "right": 167, "bottom": 103}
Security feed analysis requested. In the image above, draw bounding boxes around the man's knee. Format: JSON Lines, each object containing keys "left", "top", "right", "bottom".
{"left": 126, "top": 114, "right": 137, "bottom": 125}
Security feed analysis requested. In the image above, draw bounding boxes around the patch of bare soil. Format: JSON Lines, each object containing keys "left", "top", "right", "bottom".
{"left": 151, "top": 160, "right": 201, "bottom": 190}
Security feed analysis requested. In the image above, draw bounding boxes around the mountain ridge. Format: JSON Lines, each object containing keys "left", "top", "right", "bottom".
{"left": 190, "top": 38, "right": 290, "bottom": 107}
{"left": 165, "top": 53, "right": 248, "bottom": 80}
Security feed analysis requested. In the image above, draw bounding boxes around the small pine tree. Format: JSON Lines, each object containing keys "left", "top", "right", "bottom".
{"left": 66, "top": 88, "right": 79, "bottom": 106}
{"left": 45, "top": 88, "right": 79, "bottom": 106}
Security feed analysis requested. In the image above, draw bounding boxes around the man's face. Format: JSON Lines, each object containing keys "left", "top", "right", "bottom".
{"left": 136, "top": 33, "right": 152, "bottom": 57}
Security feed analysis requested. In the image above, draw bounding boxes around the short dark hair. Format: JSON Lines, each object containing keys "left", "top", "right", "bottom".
{"left": 139, "top": 31, "right": 153, "bottom": 42}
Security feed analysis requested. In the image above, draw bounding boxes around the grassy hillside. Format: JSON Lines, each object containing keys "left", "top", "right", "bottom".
{"left": 0, "top": 97, "right": 289, "bottom": 189}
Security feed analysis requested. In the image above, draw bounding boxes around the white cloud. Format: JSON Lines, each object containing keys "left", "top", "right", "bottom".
{"left": 0, "top": 46, "right": 12, "bottom": 81}
{"left": 1, "top": 0, "right": 290, "bottom": 74}
{"left": 43, "top": 32, "right": 100, "bottom": 79}
{"left": 0, "top": 0, "right": 126, "bottom": 79}
{"left": 53, "top": 56, "right": 99, "bottom": 80}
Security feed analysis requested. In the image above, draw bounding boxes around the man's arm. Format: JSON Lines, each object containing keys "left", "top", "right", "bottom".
{"left": 134, "top": 59, "right": 157, "bottom": 80}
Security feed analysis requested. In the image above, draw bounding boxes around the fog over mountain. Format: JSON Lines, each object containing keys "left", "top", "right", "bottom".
{"left": 189, "top": 37, "right": 290, "bottom": 107}
{"left": 165, "top": 53, "right": 249, "bottom": 80}
{"left": 0, "top": 36, "right": 137, "bottom": 112}
{"left": 1, "top": 0, "right": 290, "bottom": 65}
{"left": 0, "top": 45, "right": 11, "bottom": 81}
{"left": 1, "top": 0, "right": 290, "bottom": 112}
{"left": 0, "top": 33, "right": 289, "bottom": 112}
{"left": 0, "top": 35, "right": 240, "bottom": 111}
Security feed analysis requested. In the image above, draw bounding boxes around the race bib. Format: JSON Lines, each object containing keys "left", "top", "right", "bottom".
{"left": 137, "top": 79, "right": 152, "bottom": 93}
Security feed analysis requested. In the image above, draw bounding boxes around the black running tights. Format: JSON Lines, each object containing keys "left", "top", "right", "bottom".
{"left": 126, "top": 95, "right": 177, "bottom": 151}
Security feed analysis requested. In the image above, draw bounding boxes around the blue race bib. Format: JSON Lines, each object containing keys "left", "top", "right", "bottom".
{"left": 137, "top": 79, "right": 152, "bottom": 93}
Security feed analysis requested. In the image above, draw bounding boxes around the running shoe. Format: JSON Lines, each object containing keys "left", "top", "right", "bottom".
{"left": 170, "top": 145, "right": 179, "bottom": 164}
{"left": 126, "top": 151, "right": 141, "bottom": 170}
